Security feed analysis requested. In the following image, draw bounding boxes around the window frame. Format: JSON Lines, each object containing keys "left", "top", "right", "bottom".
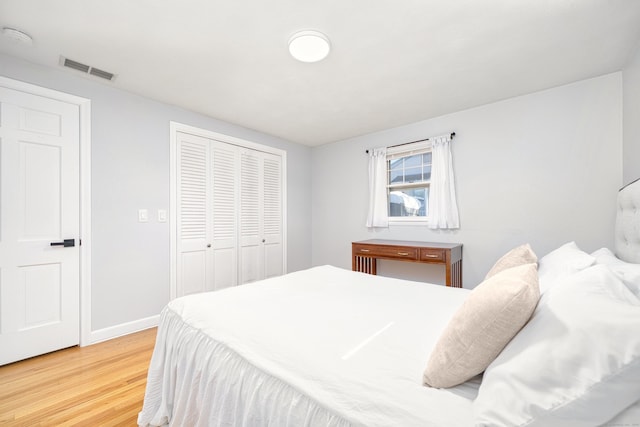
{"left": 386, "top": 141, "right": 432, "bottom": 225}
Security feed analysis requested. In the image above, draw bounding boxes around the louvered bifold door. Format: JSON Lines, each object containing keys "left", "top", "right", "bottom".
{"left": 239, "top": 149, "right": 262, "bottom": 284}
{"left": 262, "top": 152, "right": 283, "bottom": 279}
{"left": 211, "top": 141, "right": 238, "bottom": 290}
{"left": 176, "top": 132, "right": 212, "bottom": 296}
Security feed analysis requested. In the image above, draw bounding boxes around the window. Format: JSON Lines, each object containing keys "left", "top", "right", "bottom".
{"left": 387, "top": 142, "right": 432, "bottom": 220}
{"left": 366, "top": 133, "right": 458, "bottom": 229}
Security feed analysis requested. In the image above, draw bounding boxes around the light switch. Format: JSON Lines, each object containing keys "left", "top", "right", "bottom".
{"left": 158, "top": 209, "right": 167, "bottom": 223}
{"left": 138, "top": 209, "right": 148, "bottom": 223}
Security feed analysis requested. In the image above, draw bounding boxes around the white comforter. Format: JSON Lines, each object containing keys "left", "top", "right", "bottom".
{"left": 138, "top": 265, "right": 479, "bottom": 427}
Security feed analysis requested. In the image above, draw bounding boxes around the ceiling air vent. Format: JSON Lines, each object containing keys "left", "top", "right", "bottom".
{"left": 63, "top": 57, "right": 90, "bottom": 73}
{"left": 89, "top": 67, "right": 114, "bottom": 81}
{"left": 60, "top": 56, "right": 116, "bottom": 81}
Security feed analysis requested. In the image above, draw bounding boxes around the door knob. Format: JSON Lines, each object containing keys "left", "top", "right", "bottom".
{"left": 50, "top": 239, "right": 75, "bottom": 247}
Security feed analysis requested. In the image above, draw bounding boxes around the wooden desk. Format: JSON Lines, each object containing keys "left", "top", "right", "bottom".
{"left": 352, "top": 239, "right": 463, "bottom": 287}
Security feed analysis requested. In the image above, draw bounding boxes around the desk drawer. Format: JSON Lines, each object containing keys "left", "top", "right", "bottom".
{"left": 353, "top": 244, "right": 418, "bottom": 260}
{"left": 420, "top": 248, "right": 446, "bottom": 263}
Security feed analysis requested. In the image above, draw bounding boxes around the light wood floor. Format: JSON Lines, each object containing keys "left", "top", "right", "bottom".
{"left": 0, "top": 327, "right": 157, "bottom": 426}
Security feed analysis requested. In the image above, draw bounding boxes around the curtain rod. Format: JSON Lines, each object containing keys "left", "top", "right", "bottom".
{"left": 365, "top": 132, "right": 455, "bottom": 154}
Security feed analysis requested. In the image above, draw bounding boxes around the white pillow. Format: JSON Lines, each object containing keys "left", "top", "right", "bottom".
{"left": 592, "top": 247, "right": 640, "bottom": 298}
{"left": 537, "top": 242, "right": 595, "bottom": 293}
{"left": 473, "top": 265, "right": 640, "bottom": 427}
{"left": 485, "top": 243, "right": 538, "bottom": 279}
{"left": 423, "top": 263, "right": 539, "bottom": 388}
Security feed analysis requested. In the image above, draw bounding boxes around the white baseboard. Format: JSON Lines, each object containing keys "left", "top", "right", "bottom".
{"left": 84, "top": 314, "right": 160, "bottom": 346}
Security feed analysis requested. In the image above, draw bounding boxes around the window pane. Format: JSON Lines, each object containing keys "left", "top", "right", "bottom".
{"left": 386, "top": 149, "right": 431, "bottom": 218}
{"left": 404, "top": 166, "right": 422, "bottom": 183}
{"left": 403, "top": 154, "right": 422, "bottom": 168}
{"left": 423, "top": 165, "right": 432, "bottom": 181}
{"left": 389, "top": 169, "right": 403, "bottom": 184}
{"left": 388, "top": 187, "right": 429, "bottom": 217}
{"left": 388, "top": 153, "right": 432, "bottom": 185}
{"left": 389, "top": 158, "right": 404, "bottom": 170}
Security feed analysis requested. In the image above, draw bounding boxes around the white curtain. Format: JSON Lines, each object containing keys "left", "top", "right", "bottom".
{"left": 428, "top": 135, "right": 460, "bottom": 229}
{"left": 366, "top": 147, "right": 389, "bottom": 228}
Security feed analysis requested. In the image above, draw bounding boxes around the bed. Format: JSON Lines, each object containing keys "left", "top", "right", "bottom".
{"left": 138, "top": 179, "right": 640, "bottom": 427}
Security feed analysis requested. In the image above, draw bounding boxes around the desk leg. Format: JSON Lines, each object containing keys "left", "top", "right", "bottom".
{"left": 353, "top": 255, "right": 376, "bottom": 275}
{"left": 451, "top": 259, "right": 462, "bottom": 288}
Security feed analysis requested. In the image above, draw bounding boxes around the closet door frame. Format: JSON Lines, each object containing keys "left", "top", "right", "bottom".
{"left": 169, "top": 121, "right": 287, "bottom": 300}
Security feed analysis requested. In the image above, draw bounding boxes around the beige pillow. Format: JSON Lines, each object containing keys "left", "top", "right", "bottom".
{"left": 485, "top": 243, "right": 537, "bottom": 279}
{"left": 423, "top": 263, "right": 540, "bottom": 388}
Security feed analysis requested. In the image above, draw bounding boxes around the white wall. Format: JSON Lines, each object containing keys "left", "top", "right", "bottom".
{"left": 623, "top": 43, "right": 640, "bottom": 185}
{"left": 312, "top": 73, "right": 623, "bottom": 288}
{"left": 0, "top": 49, "right": 627, "bottom": 332}
{"left": 0, "top": 53, "right": 312, "bottom": 333}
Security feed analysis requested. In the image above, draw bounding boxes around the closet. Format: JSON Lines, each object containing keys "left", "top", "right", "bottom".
{"left": 173, "top": 126, "right": 285, "bottom": 298}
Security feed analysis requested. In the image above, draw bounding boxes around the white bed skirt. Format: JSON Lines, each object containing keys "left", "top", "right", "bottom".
{"left": 139, "top": 307, "right": 352, "bottom": 427}
{"left": 138, "top": 265, "right": 477, "bottom": 427}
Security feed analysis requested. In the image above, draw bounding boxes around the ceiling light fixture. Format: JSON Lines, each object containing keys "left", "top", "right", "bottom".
{"left": 2, "top": 27, "right": 33, "bottom": 45}
{"left": 288, "top": 30, "right": 330, "bottom": 63}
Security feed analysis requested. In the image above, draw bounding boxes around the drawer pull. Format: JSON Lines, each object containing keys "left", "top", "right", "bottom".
{"left": 424, "top": 254, "right": 439, "bottom": 258}
{"left": 397, "top": 252, "right": 410, "bottom": 256}
{"left": 359, "top": 249, "right": 370, "bottom": 253}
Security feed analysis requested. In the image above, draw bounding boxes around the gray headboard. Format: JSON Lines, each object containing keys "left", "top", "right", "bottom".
{"left": 615, "top": 178, "right": 640, "bottom": 263}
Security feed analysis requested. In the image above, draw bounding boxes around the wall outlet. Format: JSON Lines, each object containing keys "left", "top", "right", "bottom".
{"left": 138, "top": 209, "right": 148, "bottom": 223}
{"left": 158, "top": 209, "right": 167, "bottom": 223}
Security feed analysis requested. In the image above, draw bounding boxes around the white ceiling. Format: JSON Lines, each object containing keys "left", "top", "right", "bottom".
{"left": 1, "top": 1, "right": 640, "bottom": 146}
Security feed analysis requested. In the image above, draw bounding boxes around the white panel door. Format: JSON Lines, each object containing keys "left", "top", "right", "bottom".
{"left": 239, "top": 150, "right": 283, "bottom": 284}
{"left": 0, "top": 87, "right": 80, "bottom": 365}
{"left": 262, "top": 152, "right": 283, "bottom": 279}
{"left": 173, "top": 125, "right": 285, "bottom": 295}
{"left": 239, "top": 149, "right": 262, "bottom": 284}
{"left": 176, "top": 132, "right": 211, "bottom": 297}
{"left": 211, "top": 140, "right": 238, "bottom": 290}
